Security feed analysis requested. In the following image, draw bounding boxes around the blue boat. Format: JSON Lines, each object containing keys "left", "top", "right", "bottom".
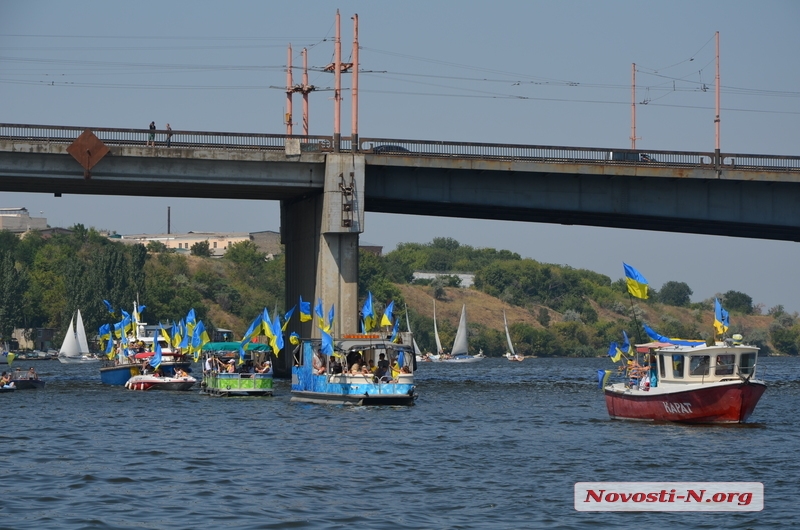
{"left": 100, "top": 336, "right": 191, "bottom": 386}
{"left": 291, "top": 335, "right": 417, "bottom": 406}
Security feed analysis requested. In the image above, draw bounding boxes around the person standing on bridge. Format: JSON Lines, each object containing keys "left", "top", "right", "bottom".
{"left": 148, "top": 121, "right": 156, "bottom": 147}
{"left": 165, "top": 123, "right": 172, "bottom": 148}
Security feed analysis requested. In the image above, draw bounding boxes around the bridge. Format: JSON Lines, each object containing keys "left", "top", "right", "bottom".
{"left": 2, "top": 123, "right": 800, "bottom": 373}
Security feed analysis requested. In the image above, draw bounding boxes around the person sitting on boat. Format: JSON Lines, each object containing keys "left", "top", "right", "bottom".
{"left": 1, "top": 372, "right": 15, "bottom": 389}
{"left": 225, "top": 360, "right": 236, "bottom": 373}
{"left": 367, "top": 359, "right": 376, "bottom": 373}
{"left": 330, "top": 356, "right": 343, "bottom": 374}
{"left": 175, "top": 367, "right": 189, "bottom": 378}
{"left": 141, "top": 361, "right": 152, "bottom": 375}
{"left": 349, "top": 363, "right": 361, "bottom": 375}
{"left": 312, "top": 350, "right": 326, "bottom": 375}
{"left": 27, "top": 367, "right": 38, "bottom": 380}
{"left": 256, "top": 361, "right": 271, "bottom": 374}
{"left": 361, "top": 364, "right": 371, "bottom": 375}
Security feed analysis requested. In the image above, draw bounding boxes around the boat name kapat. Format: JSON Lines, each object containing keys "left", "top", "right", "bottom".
{"left": 661, "top": 402, "right": 693, "bottom": 414}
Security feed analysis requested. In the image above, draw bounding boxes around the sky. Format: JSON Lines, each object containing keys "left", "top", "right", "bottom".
{"left": 2, "top": 1, "right": 800, "bottom": 314}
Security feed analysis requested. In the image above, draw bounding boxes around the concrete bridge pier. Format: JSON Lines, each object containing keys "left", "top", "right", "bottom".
{"left": 278, "top": 153, "right": 364, "bottom": 376}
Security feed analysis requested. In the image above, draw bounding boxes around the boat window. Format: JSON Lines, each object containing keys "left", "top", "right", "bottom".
{"left": 658, "top": 354, "right": 665, "bottom": 378}
{"left": 715, "top": 354, "right": 735, "bottom": 376}
{"left": 689, "top": 356, "right": 710, "bottom": 376}
{"left": 740, "top": 353, "right": 757, "bottom": 376}
{"left": 672, "top": 355, "right": 684, "bottom": 378}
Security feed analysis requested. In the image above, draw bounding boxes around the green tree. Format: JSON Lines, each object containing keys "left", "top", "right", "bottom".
{"left": 723, "top": 290, "right": 753, "bottom": 314}
{"left": 147, "top": 240, "right": 169, "bottom": 253}
{"left": 191, "top": 240, "right": 212, "bottom": 257}
{"left": 0, "top": 251, "right": 24, "bottom": 341}
{"left": 658, "top": 281, "right": 693, "bottom": 306}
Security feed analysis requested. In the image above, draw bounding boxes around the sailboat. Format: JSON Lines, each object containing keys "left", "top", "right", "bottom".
{"left": 428, "top": 300, "right": 443, "bottom": 361}
{"left": 441, "top": 304, "right": 483, "bottom": 363}
{"left": 503, "top": 310, "right": 524, "bottom": 361}
{"left": 405, "top": 305, "right": 426, "bottom": 363}
{"left": 58, "top": 310, "right": 99, "bottom": 364}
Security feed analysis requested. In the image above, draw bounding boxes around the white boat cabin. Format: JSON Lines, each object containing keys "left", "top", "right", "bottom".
{"left": 651, "top": 339, "right": 759, "bottom": 385}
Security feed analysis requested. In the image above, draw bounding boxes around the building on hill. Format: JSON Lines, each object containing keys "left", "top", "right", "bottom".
{"left": 359, "top": 241, "right": 383, "bottom": 257}
{"left": 116, "top": 232, "right": 252, "bottom": 257}
{"left": 250, "top": 230, "right": 282, "bottom": 258}
{"left": 412, "top": 271, "right": 474, "bottom": 288}
{"left": 0, "top": 207, "right": 48, "bottom": 233}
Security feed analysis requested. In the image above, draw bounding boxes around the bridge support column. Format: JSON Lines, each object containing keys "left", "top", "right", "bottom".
{"left": 279, "top": 153, "right": 364, "bottom": 376}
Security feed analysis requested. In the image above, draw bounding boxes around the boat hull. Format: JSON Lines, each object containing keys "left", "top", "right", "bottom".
{"left": 58, "top": 355, "right": 100, "bottom": 364}
{"left": 605, "top": 380, "right": 766, "bottom": 424}
{"left": 291, "top": 390, "right": 415, "bottom": 406}
{"left": 10, "top": 379, "right": 45, "bottom": 390}
{"left": 100, "top": 362, "right": 190, "bottom": 386}
{"left": 201, "top": 372, "right": 273, "bottom": 396}
{"left": 125, "top": 375, "right": 196, "bottom": 391}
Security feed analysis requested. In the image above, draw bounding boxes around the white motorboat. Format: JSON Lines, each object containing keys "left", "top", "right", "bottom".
{"left": 125, "top": 374, "right": 197, "bottom": 391}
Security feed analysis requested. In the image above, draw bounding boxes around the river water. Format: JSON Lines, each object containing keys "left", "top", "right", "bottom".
{"left": 1, "top": 355, "right": 797, "bottom": 529}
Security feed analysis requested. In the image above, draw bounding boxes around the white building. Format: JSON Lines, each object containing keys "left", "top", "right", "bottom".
{"left": 0, "top": 207, "right": 48, "bottom": 233}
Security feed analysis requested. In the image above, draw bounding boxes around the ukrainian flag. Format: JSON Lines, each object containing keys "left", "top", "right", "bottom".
{"left": 714, "top": 298, "right": 729, "bottom": 335}
{"left": 597, "top": 369, "right": 612, "bottom": 389}
{"left": 299, "top": 296, "right": 312, "bottom": 323}
{"left": 623, "top": 263, "right": 649, "bottom": 299}
{"left": 608, "top": 341, "right": 622, "bottom": 363}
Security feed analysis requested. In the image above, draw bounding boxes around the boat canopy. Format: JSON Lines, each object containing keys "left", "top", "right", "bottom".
{"left": 202, "top": 342, "right": 270, "bottom": 352}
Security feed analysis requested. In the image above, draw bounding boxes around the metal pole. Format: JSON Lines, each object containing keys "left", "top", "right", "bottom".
{"left": 302, "top": 48, "right": 309, "bottom": 136}
{"left": 286, "top": 44, "right": 293, "bottom": 135}
{"left": 715, "top": 31, "right": 721, "bottom": 168}
{"left": 352, "top": 14, "right": 359, "bottom": 152}
{"left": 334, "top": 10, "right": 341, "bottom": 152}
{"left": 631, "top": 63, "right": 636, "bottom": 149}
{"left": 167, "top": 206, "right": 170, "bottom": 234}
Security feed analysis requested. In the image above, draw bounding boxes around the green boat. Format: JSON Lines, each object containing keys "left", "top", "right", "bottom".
{"left": 201, "top": 342, "right": 274, "bottom": 397}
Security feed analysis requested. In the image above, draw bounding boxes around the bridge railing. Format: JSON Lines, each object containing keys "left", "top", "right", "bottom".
{"left": 358, "top": 137, "right": 800, "bottom": 172}
{"left": 3, "top": 124, "right": 799, "bottom": 172}
{"left": 0, "top": 123, "right": 334, "bottom": 152}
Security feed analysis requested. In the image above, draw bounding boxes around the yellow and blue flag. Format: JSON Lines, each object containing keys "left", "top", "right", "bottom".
{"left": 608, "top": 341, "right": 622, "bottom": 363}
{"left": 289, "top": 332, "right": 300, "bottom": 345}
{"left": 103, "top": 299, "right": 114, "bottom": 315}
{"left": 714, "top": 298, "right": 729, "bottom": 335}
{"left": 282, "top": 306, "right": 296, "bottom": 331}
{"left": 299, "top": 296, "right": 311, "bottom": 323}
{"left": 620, "top": 330, "right": 630, "bottom": 355}
{"left": 151, "top": 338, "right": 163, "bottom": 369}
{"left": 623, "top": 263, "right": 649, "bottom": 299}
{"left": 361, "top": 292, "right": 376, "bottom": 332}
{"left": 380, "top": 301, "right": 394, "bottom": 328}
{"left": 597, "top": 369, "right": 612, "bottom": 389}
{"left": 321, "top": 329, "right": 334, "bottom": 356}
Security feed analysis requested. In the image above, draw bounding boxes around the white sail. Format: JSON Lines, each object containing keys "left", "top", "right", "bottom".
{"left": 451, "top": 304, "right": 469, "bottom": 356}
{"left": 433, "top": 300, "right": 443, "bottom": 354}
{"left": 76, "top": 309, "right": 91, "bottom": 354}
{"left": 504, "top": 310, "right": 516, "bottom": 356}
{"left": 405, "top": 305, "right": 423, "bottom": 357}
{"left": 58, "top": 316, "right": 80, "bottom": 358}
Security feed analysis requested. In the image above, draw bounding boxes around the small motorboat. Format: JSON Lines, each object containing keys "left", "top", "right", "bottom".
{"left": 125, "top": 374, "right": 196, "bottom": 391}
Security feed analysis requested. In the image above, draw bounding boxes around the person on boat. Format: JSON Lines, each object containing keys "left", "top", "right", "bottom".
{"left": 312, "top": 349, "right": 326, "bottom": 375}
{"left": 256, "top": 361, "right": 271, "bottom": 374}
{"left": 27, "top": 367, "right": 38, "bottom": 380}
{"left": 375, "top": 353, "right": 390, "bottom": 379}
{"left": 330, "top": 355, "right": 343, "bottom": 374}
{"left": 1, "top": 372, "right": 15, "bottom": 388}
{"left": 141, "top": 361, "right": 152, "bottom": 375}
{"left": 349, "top": 363, "right": 361, "bottom": 375}
{"left": 225, "top": 360, "right": 236, "bottom": 373}
{"left": 175, "top": 367, "right": 189, "bottom": 378}
{"left": 367, "top": 359, "right": 376, "bottom": 373}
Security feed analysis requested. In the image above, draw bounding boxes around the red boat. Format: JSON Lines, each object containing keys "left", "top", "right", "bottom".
{"left": 604, "top": 341, "right": 766, "bottom": 424}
